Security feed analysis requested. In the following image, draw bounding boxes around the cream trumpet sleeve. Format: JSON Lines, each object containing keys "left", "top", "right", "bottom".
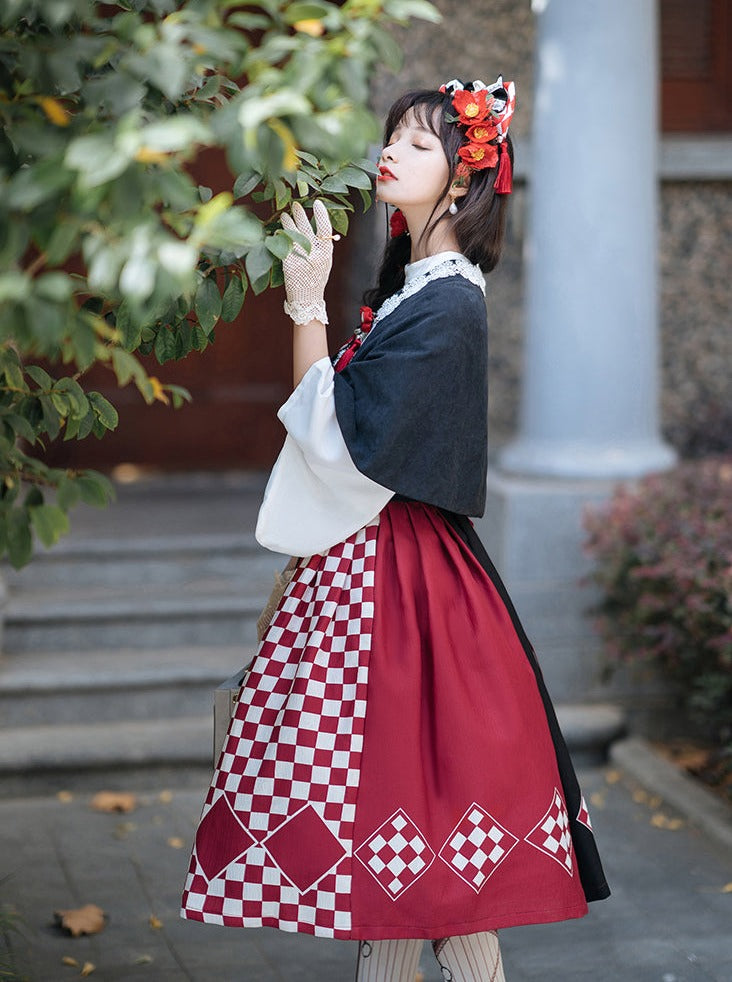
{"left": 255, "top": 356, "right": 394, "bottom": 556}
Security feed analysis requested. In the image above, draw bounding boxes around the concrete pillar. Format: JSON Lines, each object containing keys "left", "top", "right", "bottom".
{"left": 500, "top": 0, "right": 675, "bottom": 479}
{"left": 476, "top": 1, "right": 674, "bottom": 730}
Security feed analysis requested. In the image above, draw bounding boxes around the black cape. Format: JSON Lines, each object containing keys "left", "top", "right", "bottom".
{"left": 333, "top": 276, "right": 488, "bottom": 517}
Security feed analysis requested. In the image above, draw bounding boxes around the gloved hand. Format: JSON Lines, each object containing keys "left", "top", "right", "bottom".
{"left": 280, "top": 200, "right": 335, "bottom": 325}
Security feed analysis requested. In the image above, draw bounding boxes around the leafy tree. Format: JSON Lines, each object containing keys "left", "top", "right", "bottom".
{"left": 0, "top": 0, "right": 439, "bottom": 567}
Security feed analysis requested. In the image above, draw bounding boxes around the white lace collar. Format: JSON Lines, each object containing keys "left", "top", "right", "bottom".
{"left": 373, "top": 251, "right": 486, "bottom": 328}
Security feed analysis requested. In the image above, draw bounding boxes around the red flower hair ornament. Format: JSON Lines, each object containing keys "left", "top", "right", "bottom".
{"left": 439, "top": 76, "right": 516, "bottom": 198}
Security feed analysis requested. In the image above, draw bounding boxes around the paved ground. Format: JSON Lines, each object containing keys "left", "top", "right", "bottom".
{"left": 1, "top": 763, "right": 731, "bottom": 982}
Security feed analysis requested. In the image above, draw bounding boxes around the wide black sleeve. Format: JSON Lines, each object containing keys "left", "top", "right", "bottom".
{"left": 333, "top": 277, "right": 489, "bottom": 517}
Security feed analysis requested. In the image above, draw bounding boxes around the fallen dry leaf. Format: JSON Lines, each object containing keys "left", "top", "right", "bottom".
{"left": 722, "top": 882, "right": 732, "bottom": 893}
{"left": 632, "top": 788, "right": 649, "bottom": 804}
{"left": 57, "top": 790, "right": 74, "bottom": 803}
{"left": 167, "top": 836, "right": 184, "bottom": 849}
{"left": 589, "top": 791, "right": 606, "bottom": 809}
{"left": 158, "top": 790, "right": 173, "bottom": 803}
{"left": 61, "top": 956, "right": 79, "bottom": 967}
{"left": 650, "top": 812, "right": 684, "bottom": 830}
{"left": 149, "top": 914, "right": 163, "bottom": 930}
{"left": 415, "top": 972, "right": 425, "bottom": 982}
{"left": 90, "top": 791, "right": 138, "bottom": 813}
{"left": 54, "top": 904, "right": 107, "bottom": 937}
{"left": 604, "top": 769, "right": 621, "bottom": 784}
{"left": 80, "top": 963, "right": 95, "bottom": 977}
{"left": 134, "top": 954, "right": 154, "bottom": 965}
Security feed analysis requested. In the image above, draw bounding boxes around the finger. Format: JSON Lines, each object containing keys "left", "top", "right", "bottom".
{"left": 312, "top": 199, "right": 333, "bottom": 239}
{"left": 280, "top": 211, "right": 297, "bottom": 232}
{"left": 291, "top": 201, "right": 314, "bottom": 238}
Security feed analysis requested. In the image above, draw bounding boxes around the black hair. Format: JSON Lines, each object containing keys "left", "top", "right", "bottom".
{"left": 363, "top": 86, "right": 514, "bottom": 312}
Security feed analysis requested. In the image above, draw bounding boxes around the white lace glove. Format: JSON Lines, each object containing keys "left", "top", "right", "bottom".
{"left": 280, "top": 200, "right": 335, "bottom": 325}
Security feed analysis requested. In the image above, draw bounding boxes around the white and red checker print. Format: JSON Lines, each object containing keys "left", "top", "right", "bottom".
{"left": 181, "top": 520, "right": 379, "bottom": 938}
{"left": 524, "top": 786, "right": 574, "bottom": 876}
{"left": 438, "top": 803, "right": 520, "bottom": 893}
{"left": 576, "top": 795, "right": 593, "bottom": 832}
{"left": 354, "top": 808, "right": 435, "bottom": 900}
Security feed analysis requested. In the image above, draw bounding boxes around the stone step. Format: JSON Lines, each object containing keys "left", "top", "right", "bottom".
{"left": 0, "top": 715, "right": 215, "bottom": 796}
{"left": 0, "top": 704, "right": 627, "bottom": 799}
{"left": 3, "top": 576, "right": 278, "bottom": 652}
{"left": 2, "top": 533, "right": 282, "bottom": 590}
{"left": 0, "top": 646, "right": 253, "bottom": 727}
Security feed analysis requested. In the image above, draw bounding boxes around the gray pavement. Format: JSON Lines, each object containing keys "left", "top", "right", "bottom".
{"left": 2, "top": 764, "right": 731, "bottom": 982}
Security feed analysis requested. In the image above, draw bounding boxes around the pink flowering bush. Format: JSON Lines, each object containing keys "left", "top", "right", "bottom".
{"left": 583, "top": 457, "right": 732, "bottom": 788}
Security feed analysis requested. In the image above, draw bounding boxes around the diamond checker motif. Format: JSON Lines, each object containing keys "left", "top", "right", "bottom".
{"left": 181, "top": 521, "right": 378, "bottom": 938}
{"left": 524, "top": 787, "right": 574, "bottom": 876}
{"left": 355, "top": 809, "right": 435, "bottom": 900}
{"left": 439, "top": 803, "right": 519, "bottom": 893}
{"left": 576, "top": 795, "right": 593, "bottom": 832}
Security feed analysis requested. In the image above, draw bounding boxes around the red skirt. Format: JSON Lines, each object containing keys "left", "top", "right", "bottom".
{"left": 181, "top": 500, "right": 609, "bottom": 939}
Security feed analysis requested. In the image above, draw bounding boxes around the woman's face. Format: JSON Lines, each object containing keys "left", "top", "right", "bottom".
{"left": 376, "top": 107, "right": 450, "bottom": 213}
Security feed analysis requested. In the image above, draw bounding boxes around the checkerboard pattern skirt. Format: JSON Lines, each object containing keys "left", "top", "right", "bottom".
{"left": 180, "top": 500, "right": 610, "bottom": 939}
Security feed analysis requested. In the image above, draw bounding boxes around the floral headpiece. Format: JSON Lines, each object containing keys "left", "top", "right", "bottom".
{"left": 439, "top": 76, "right": 516, "bottom": 194}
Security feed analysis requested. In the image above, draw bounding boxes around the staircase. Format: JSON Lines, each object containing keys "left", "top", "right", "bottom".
{"left": 0, "top": 472, "right": 283, "bottom": 795}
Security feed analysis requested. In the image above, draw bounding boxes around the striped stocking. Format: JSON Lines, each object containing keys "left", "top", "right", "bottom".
{"left": 432, "top": 931, "right": 506, "bottom": 982}
{"left": 355, "top": 939, "right": 424, "bottom": 982}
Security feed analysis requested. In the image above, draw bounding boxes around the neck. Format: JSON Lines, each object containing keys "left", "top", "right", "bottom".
{"left": 402, "top": 204, "right": 460, "bottom": 262}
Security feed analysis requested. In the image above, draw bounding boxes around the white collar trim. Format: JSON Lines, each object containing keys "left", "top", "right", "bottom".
{"left": 374, "top": 252, "right": 486, "bottom": 328}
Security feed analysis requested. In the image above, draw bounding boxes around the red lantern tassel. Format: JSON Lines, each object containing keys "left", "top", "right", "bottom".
{"left": 494, "top": 141, "right": 512, "bottom": 194}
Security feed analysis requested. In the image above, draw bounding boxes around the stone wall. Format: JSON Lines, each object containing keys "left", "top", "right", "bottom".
{"left": 363, "top": 0, "right": 732, "bottom": 458}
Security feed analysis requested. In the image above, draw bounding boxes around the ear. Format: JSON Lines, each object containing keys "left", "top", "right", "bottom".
{"left": 449, "top": 181, "right": 470, "bottom": 200}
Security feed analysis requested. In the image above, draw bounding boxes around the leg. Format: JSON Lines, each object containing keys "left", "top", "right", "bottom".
{"left": 355, "top": 939, "right": 424, "bottom": 982}
{"left": 432, "top": 931, "right": 506, "bottom": 982}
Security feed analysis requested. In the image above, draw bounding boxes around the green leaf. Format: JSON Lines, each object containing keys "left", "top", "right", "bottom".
{"left": 274, "top": 179, "right": 291, "bottom": 211}
{"left": 221, "top": 274, "right": 246, "bottom": 322}
{"left": 65, "top": 134, "right": 133, "bottom": 188}
{"left": 0, "top": 273, "right": 31, "bottom": 303}
{"left": 25, "top": 365, "right": 54, "bottom": 390}
{"left": 154, "top": 327, "right": 178, "bottom": 364}
{"left": 191, "top": 323, "right": 210, "bottom": 350}
{"left": 56, "top": 475, "right": 81, "bottom": 509}
{"left": 34, "top": 273, "right": 74, "bottom": 302}
{"left": 265, "top": 232, "right": 292, "bottom": 261}
{"left": 327, "top": 207, "right": 349, "bottom": 235}
{"left": 45, "top": 220, "right": 80, "bottom": 265}
{"left": 283, "top": 2, "right": 334, "bottom": 24}
{"left": 245, "top": 246, "right": 274, "bottom": 295}
{"left": 3, "top": 412, "right": 35, "bottom": 443}
{"left": 233, "top": 172, "right": 261, "bottom": 198}
{"left": 383, "top": 0, "right": 442, "bottom": 23}
{"left": 29, "top": 503, "right": 70, "bottom": 549}
{"left": 87, "top": 391, "right": 119, "bottom": 430}
{"left": 319, "top": 176, "right": 349, "bottom": 193}
{"left": 194, "top": 276, "right": 222, "bottom": 331}
{"left": 337, "top": 166, "right": 374, "bottom": 189}
{"left": 115, "top": 301, "right": 142, "bottom": 350}
{"left": 52, "top": 377, "right": 88, "bottom": 418}
{"left": 77, "top": 471, "right": 114, "bottom": 508}
{"left": 77, "top": 407, "right": 95, "bottom": 439}
{"left": 38, "top": 395, "right": 61, "bottom": 439}
{"left": 167, "top": 383, "right": 192, "bottom": 409}
{"left": 6, "top": 509, "right": 32, "bottom": 568}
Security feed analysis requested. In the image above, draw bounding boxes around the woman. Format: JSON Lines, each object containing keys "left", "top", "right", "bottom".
{"left": 181, "top": 77, "right": 610, "bottom": 982}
